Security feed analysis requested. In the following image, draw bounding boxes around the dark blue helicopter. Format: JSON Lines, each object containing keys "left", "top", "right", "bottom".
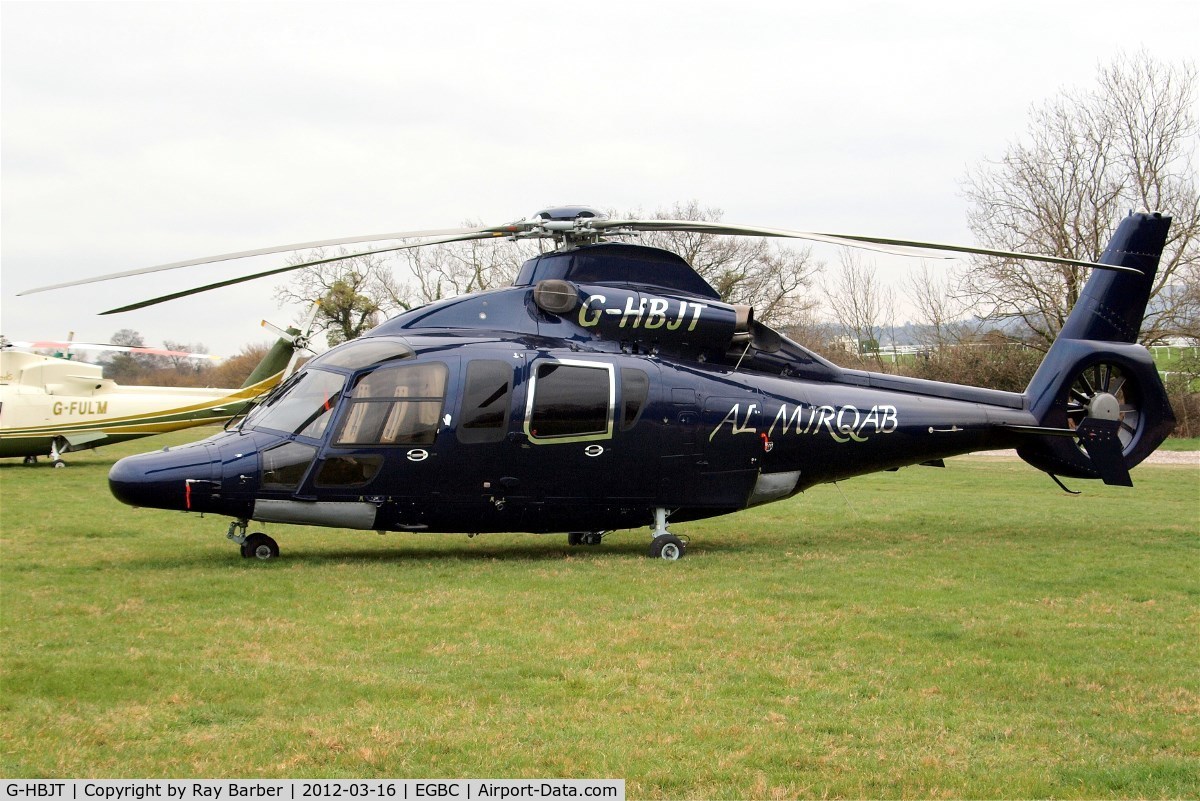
{"left": 24, "top": 207, "right": 1176, "bottom": 559}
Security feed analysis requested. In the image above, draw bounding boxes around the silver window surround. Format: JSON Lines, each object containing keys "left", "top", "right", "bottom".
{"left": 523, "top": 358, "right": 616, "bottom": 445}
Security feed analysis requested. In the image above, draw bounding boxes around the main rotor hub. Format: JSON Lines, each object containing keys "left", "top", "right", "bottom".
{"left": 515, "top": 206, "right": 629, "bottom": 250}
{"left": 532, "top": 206, "right": 607, "bottom": 222}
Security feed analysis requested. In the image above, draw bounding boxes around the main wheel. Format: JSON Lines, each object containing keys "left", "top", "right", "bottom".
{"left": 52, "top": 460, "right": 66, "bottom": 469}
{"left": 567, "top": 532, "right": 585, "bottom": 547}
{"left": 240, "top": 532, "right": 280, "bottom": 560}
{"left": 649, "top": 534, "right": 685, "bottom": 561}
{"left": 23, "top": 456, "right": 37, "bottom": 466}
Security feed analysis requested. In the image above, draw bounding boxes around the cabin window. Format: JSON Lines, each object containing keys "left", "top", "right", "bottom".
{"left": 525, "top": 360, "right": 614, "bottom": 443}
{"left": 621, "top": 368, "right": 650, "bottom": 430}
{"left": 314, "top": 455, "right": 384, "bottom": 488}
{"left": 261, "top": 441, "right": 317, "bottom": 490}
{"left": 458, "top": 360, "right": 512, "bottom": 444}
{"left": 245, "top": 369, "right": 346, "bottom": 438}
{"left": 334, "top": 362, "right": 448, "bottom": 446}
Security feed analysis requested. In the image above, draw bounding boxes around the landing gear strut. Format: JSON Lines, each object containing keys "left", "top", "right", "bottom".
{"left": 49, "top": 439, "right": 66, "bottom": 468}
{"left": 648, "top": 507, "right": 686, "bottom": 560}
{"left": 227, "top": 519, "right": 280, "bottom": 560}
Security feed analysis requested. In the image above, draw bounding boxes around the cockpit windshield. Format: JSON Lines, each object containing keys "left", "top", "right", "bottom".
{"left": 307, "top": 338, "right": 415, "bottom": 370}
{"left": 242, "top": 369, "right": 347, "bottom": 438}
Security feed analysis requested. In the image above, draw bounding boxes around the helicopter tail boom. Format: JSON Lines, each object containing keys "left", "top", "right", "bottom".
{"left": 1017, "top": 211, "right": 1176, "bottom": 482}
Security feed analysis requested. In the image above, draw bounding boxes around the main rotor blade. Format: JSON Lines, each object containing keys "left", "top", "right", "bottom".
{"left": 592, "top": 219, "right": 940, "bottom": 258}
{"left": 99, "top": 232, "right": 500, "bottom": 315}
{"left": 7, "top": 341, "right": 218, "bottom": 359}
{"left": 594, "top": 219, "right": 1143, "bottom": 274}
{"left": 19, "top": 224, "right": 524, "bottom": 296}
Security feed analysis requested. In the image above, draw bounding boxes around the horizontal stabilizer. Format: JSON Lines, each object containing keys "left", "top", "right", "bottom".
{"left": 1000, "top": 420, "right": 1133, "bottom": 486}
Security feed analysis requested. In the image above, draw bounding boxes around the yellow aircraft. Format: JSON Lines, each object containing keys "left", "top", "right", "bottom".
{"left": 0, "top": 332, "right": 301, "bottom": 467}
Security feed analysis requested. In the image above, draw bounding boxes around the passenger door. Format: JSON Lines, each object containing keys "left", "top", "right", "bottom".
{"left": 509, "top": 355, "right": 659, "bottom": 511}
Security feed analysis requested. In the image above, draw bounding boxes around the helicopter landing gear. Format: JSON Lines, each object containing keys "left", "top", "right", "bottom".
{"left": 49, "top": 439, "right": 66, "bottom": 468}
{"left": 227, "top": 519, "right": 280, "bottom": 560}
{"left": 649, "top": 534, "right": 685, "bottom": 560}
{"left": 648, "top": 507, "right": 686, "bottom": 560}
{"left": 567, "top": 531, "right": 606, "bottom": 546}
{"left": 23, "top": 455, "right": 37, "bottom": 466}
{"left": 241, "top": 533, "right": 280, "bottom": 560}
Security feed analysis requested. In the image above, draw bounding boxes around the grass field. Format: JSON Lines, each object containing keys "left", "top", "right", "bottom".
{"left": 1, "top": 431, "right": 1197, "bottom": 798}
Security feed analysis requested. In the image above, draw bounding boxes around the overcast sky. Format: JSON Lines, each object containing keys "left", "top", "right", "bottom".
{"left": 3, "top": 0, "right": 1197, "bottom": 358}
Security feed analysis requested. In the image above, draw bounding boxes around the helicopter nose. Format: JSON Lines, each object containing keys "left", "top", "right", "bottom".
{"left": 109, "top": 443, "right": 219, "bottom": 511}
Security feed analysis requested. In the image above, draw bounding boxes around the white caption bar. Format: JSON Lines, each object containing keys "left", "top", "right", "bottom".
{"left": 1, "top": 782, "right": 624, "bottom": 801}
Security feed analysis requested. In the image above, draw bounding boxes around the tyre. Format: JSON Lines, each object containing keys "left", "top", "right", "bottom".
{"left": 648, "top": 534, "right": 685, "bottom": 561}
{"left": 241, "top": 532, "right": 280, "bottom": 560}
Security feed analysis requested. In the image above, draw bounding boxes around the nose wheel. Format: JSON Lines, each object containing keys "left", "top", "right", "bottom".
{"left": 241, "top": 533, "right": 280, "bottom": 560}
{"left": 227, "top": 520, "right": 280, "bottom": 560}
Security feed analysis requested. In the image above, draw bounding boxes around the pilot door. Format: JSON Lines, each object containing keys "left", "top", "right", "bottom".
{"left": 502, "top": 355, "right": 659, "bottom": 529}
{"left": 269, "top": 359, "right": 456, "bottom": 530}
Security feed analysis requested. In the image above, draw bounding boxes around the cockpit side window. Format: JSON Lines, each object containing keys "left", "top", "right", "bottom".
{"left": 620, "top": 368, "right": 650, "bottom": 430}
{"left": 244, "top": 369, "right": 346, "bottom": 438}
{"left": 334, "top": 362, "right": 448, "bottom": 446}
{"left": 261, "top": 441, "right": 318, "bottom": 490}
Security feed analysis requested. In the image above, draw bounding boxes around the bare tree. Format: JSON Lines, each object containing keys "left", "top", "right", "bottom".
{"left": 274, "top": 225, "right": 539, "bottom": 341}
{"left": 623, "top": 201, "right": 824, "bottom": 328}
{"left": 103, "top": 328, "right": 150, "bottom": 382}
{"left": 274, "top": 248, "right": 409, "bottom": 346}
{"left": 904, "top": 263, "right": 983, "bottom": 348}
{"left": 403, "top": 223, "right": 537, "bottom": 304}
{"left": 961, "top": 51, "right": 1199, "bottom": 347}
{"left": 823, "top": 251, "right": 896, "bottom": 363}
{"left": 162, "top": 340, "right": 210, "bottom": 372}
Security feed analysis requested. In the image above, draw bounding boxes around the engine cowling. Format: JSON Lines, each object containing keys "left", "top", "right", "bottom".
{"left": 533, "top": 279, "right": 752, "bottom": 354}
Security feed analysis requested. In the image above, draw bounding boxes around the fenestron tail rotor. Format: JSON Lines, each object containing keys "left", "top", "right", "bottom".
{"left": 1065, "top": 361, "right": 1142, "bottom": 452}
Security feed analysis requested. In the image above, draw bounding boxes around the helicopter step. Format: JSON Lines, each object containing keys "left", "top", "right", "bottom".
{"left": 567, "top": 531, "right": 607, "bottom": 546}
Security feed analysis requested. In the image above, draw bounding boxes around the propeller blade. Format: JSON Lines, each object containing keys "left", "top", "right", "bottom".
{"left": 7, "top": 341, "right": 218, "bottom": 360}
{"left": 261, "top": 321, "right": 295, "bottom": 342}
{"left": 281, "top": 303, "right": 322, "bottom": 378}
{"left": 592, "top": 219, "right": 1142, "bottom": 273}
{"left": 265, "top": 300, "right": 322, "bottom": 349}
{"left": 30, "top": 210, "right": 1143, "bottom": 312}
{"left": 809, "top": 231, "right": 1144, "bottom": 275}
{"left": 597, "top": 219, "right": 942, "bottom": 258}
{"left": 19, "top": 224, "right": 525, "bottom": 296}
{"left": 283, "top": 347, "right": 304, "bottom": 379}
{"left": 99, "top": 232, "right": 500, "bottom": 315}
